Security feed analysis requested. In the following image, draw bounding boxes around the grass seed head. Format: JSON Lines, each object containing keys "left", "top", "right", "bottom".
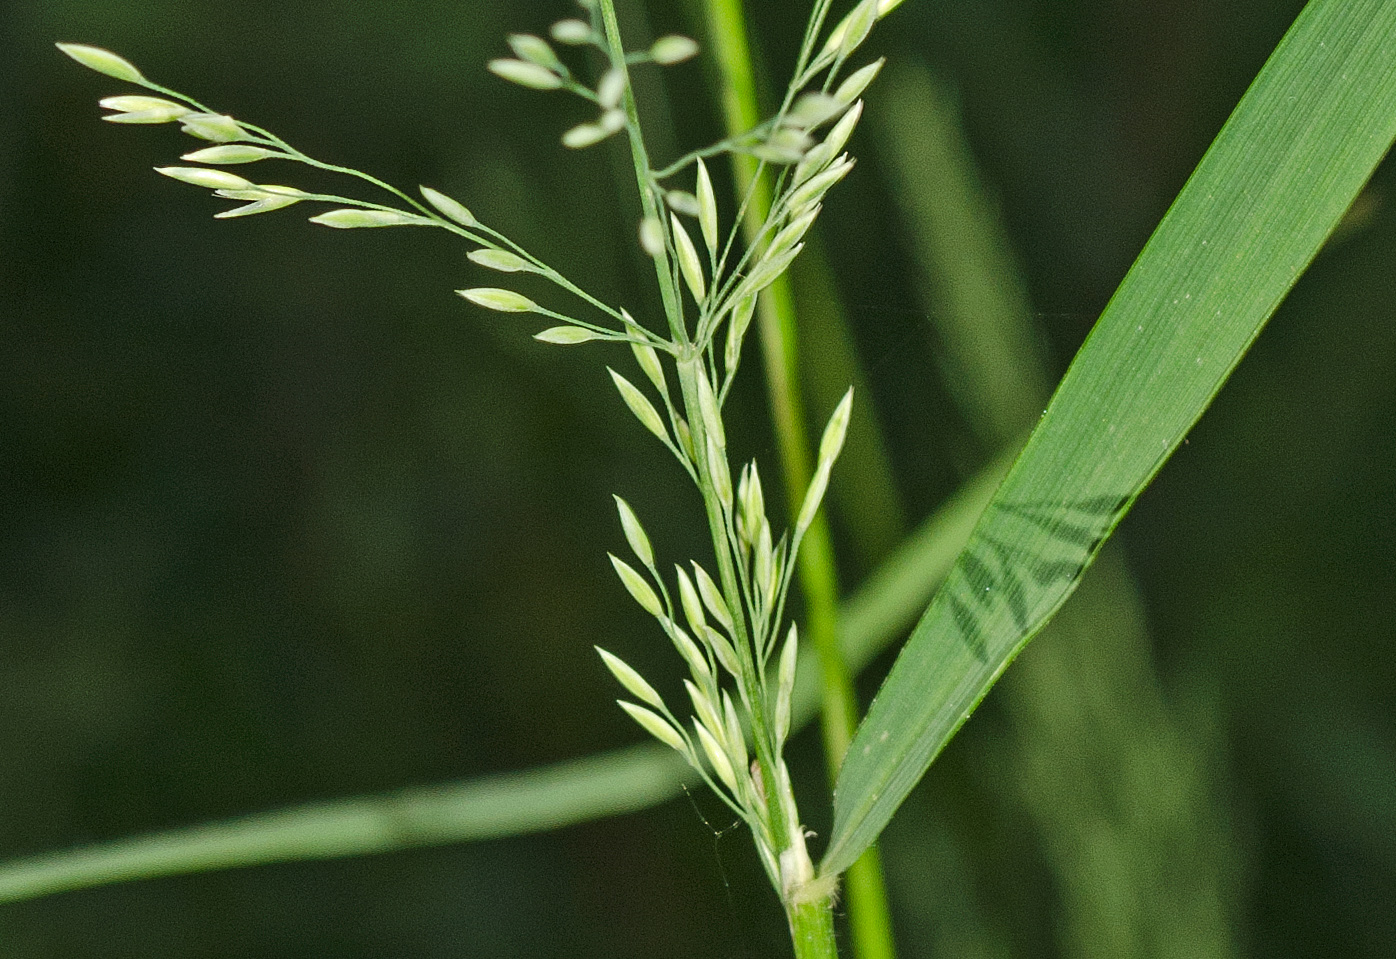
{"left": 608, "top": 368, "right": 669, "bottom": 443}
{"left": 835, "top": 59, "right": 884, "bottom": 104}
{"left": 57, "top": 43, "right": 146, "bottom": 83}
{"left": 664, "top": 190, "right": 701, "bottom": 218}
{"left": 629, "top": 338, "right": 667, "bottom": 395}
{"left": 549, "top": 19, "right": 592, "bottom": 45}
{"left": 534, "top": 326, "right": 605, "bottom": 344}
{"left": 609, "top": 553, "right": 665, "bottom": 620}
{"left": 613, "top": 496, "right": 656, "bottom": 569}
{"left": 597, "top": 68, "right": 626, "bottom": 110}
{"left": 651, "top": 35, "right": 699, "bottom": 66}
{"left": 670, "top": 213, "right": 706, "bottom": 304}
{"left": 596, "top": 647, "right": 665, "bottom": 710}
{"left": 676, "top": 567, "right": 707, "bottom": 634}
{"left": 695, "top": 721, "right": 739, "bottom": 793}
{"left": 705, "top": 433, "right": 733, "bottom": 513}
{"left": 692, "top": 563, "right": 734, "bottom": 634}
{"left": 214, "top": 195, "right": 301, "bottom": 218}
{"left": 309, "top": 208, "right": 429, "bottom": 228}
{"left": 420, "top": 186, "right": 478, "bottom": 227}
{"left": 685, "top": 680, "right": 724, "bottom": 747}
{"left": 488, "top": 58, "right": 564, "bottom": 91}
{"left": 695, "top": 158, "right": 719, "bottom": 256}
{"left": 182, "top": 145, "right": 281, "bottom": 164}
{"left": 784, "top": 92, "right": 844, "bottom": 130}
{"left": 775, "top": 624, "right": 798, "bottom": 745}
{"left": 638, "top": 216, "right": 664, "bottom": 257}
{"left": 178, "top": 113, "right": 245, "bottom": 143}
{"left": 507, "top": 33, "right": 562, "bottom": 71}
{"left": 468, "top": 249, "right": 534, "bottom": 272}
{"left": 457, "top": 287, "right": 540, "bottom": 312}
{"left": 618, "top": 701, "right": 687, "bottom": 754}
{"left": 100, "top": 95, "right": 189, "bottom": 123}
{"left": 154, "top": 166, "right": 253, "bottom": 191}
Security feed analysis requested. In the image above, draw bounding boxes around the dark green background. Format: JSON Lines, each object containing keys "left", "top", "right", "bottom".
{"left": 2, "top": 0, "right": 1392, "bottom": 956}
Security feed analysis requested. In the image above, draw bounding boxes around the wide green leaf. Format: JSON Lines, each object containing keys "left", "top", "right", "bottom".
{"left": 821, "top": 0, "right": 1396, "bottom": 878}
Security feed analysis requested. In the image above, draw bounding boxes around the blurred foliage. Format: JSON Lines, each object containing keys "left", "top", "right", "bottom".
{"left": 1, "top": 0, "right": 1392, "bottom": 956}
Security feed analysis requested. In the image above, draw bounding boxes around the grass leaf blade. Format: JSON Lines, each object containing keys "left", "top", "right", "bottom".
{"left": 821, "top": 0, "right": 1396, "bottom": 879}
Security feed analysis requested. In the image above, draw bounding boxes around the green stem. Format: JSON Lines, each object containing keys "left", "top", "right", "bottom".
{"left": 789, "top": 892, "right": 841, "bottom": 959}
{"left": 695, "top": 2, "right": 896, "bottom": 958}
{"left": 596, "top": 0, "right": 688, "bottom": 344}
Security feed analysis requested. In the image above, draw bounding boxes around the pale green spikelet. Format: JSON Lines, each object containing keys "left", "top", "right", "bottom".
{"left": 617, "top": 701, "right": 688, "bottom": 754}
{"left": 724, "top": 294, "right": 757, "bottom": 374}
{"left": 182, "top": 145, "right": 282, "bottom": 164}
{"left": 738, "top": 460, "right": 766, "bottom": 548}
{"left": 507, "top": 34, "right": 563, "bottom": 72}
{"left": 629, "top": 338, "right": 667, "bottom": 396}
{"left": 691, "top": 563, "right": 733, "bottom": 634}
{"left": 766, "top": 206, "right": 821, "bottom": 263}
{"left": 671, "top": 627, "right": 714, "bottom": 690}
{"left": 694, "top": 721, "right": 738, "bottom": 793}
{"left": 535, "top": 326, "right": 605, "bottom": 344}
{"left": 457, "top": 287, "right": 540, "bottom": 312}
{"left": 596, "top": 68, "right": 625, "bottom": 110}
{"left": 155, "top": 166, "right": 253, "bottom": 191}
{"left": 664, "top": 190, "right": 701, "bottom": 218}
{"left": 489, "top": 58, "right": 563, "bottom": 90}
{"left": 179, "top": 113, "right": 245, "bottom": 143}
{"left": 100, "top": 95, "right": 189, "bottom": 123}
{"left": 694, "top": 370, "right": 724, "bottom": 447}
{"left": 774, "top": 623, "right": 798, "bottom": 746}
{"left": 650, "top": 35, "right": 699, "bottom": 66}
{"left": 609, "top": 554, "right": 665, "bottom": 619}
{"left": 549, "top": 19, "right": 592, "bottom": 45}
{"left": 785, "top": 156, "right": 854, "bottom": 215}
{"left": 638, "top": 216, "right": 664, "bottom": 257}
{"left": 310, "top": 209, "right": 430, "bottom": 229}
{"left": 670, "top": 214, "right": 706, "bottom": 304}
{"left": 699, "top": 623, "right": 740, "bottom": 678}
{"left": 596, "top": 647, "right": 665, "bottom": 711}
{"left": 675, "top": 567, "right": 706, "bottom": 634}
{"left": 608, "top": 368, "right": 669, "bottom": 443}
{"left": 613, "top": 496, "right": 655, "bottom": 569}
{"left": 721, "top": 691, "right": 748, "bottom": 772}
{"left": 684, "top": 680, "right": 725, "bottom": 748}
{"left": 835, "top": 59, "right": 884, "bottom": 104}
{"left": 795, "top": 388, "right": 853, "bottom": 537}
{"left": 784, "top": 92, "right": 844, "bottom": 130}
{"left": 468, "top": 249, "right": 535, "bottom": 273}
{"left": 419, "top": 186, "right": 478, "bottom": 228}
{"left": 695, "top": 158, "right": 718, "bottom": 258}
{"left": 705, "top": 434, "right": 733, "bottom": 513}
{"left": 562, "top": 110, "right": 624, "bottom": 149}
{"left": 214, "top": 195, "right": 301, "bottom": 218}
{"left": 56, "top": 43, "right": 145, "bottom": 83}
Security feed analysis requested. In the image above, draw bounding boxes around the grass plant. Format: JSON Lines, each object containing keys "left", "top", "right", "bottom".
{"left": 4, "top": 0, "right": 1395, "bottom": 954}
